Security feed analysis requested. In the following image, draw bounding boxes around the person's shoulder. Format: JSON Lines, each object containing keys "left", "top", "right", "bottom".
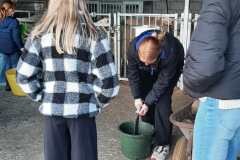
{"left": 128, "top": 37, "right": 138, "bottom": 58}
{"left": 164, "top": 32, "right": 179, "bottom": 44}
{"left": 9, "top": 17, "right": 19, "bottom": 25}
{"left": 129, "top": 34, "right": 139, "bottom": 48}
{"left": 164, "top": 32, "right": 174, "bottom": 39}
{"left": 7, "top": 16, "right": 17, "bottom": 20}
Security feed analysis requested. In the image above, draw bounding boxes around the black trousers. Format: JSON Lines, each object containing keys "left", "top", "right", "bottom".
{"left": 44, "top": 116, "right": 98, "bottom": 160}
{"left": 140, "top": 68, "right": 182, "bottom": 146}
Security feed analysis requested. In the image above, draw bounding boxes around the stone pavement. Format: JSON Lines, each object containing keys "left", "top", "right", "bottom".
{"left": 0, "top": 83, "right": 194, "bottom": 160}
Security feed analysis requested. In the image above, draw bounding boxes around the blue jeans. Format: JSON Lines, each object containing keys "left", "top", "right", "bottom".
{"left": 193, "top": 97, "right": 240, "bottom": 160}
{"left": 0, "top": 51, "right": 20, "bottom": 83}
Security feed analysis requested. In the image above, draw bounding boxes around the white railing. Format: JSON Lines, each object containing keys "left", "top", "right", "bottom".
{"left": 114, "top": 12, "right": 179, "bottom": 81}
{"left": 89, "top": 12, "right": 112, "bottom": 45}
{"left": 16, "top": 10, "right": 45, "bottom": 23}
{"left": 15, "top": 8, "right": 201, "bottom": 91}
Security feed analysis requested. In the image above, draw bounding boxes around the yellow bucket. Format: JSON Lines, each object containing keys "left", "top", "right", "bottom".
{"left": 5, "top": 68, "right": 26, "bottom": 96}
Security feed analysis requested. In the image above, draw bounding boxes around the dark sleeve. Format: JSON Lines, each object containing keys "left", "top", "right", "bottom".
{"left": 11, "top": 19, "right": 24, "bottom": 49}
{"left": 128, "top": 41, "right": 141, "bottom": 99}
{"left": 144, "top": 50, "right": 179, "bottom": 107}
{"left": 183, "top": 0, "right": 230, "bottom": 94}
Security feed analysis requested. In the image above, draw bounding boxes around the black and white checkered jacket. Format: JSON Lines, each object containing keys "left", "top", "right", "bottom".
{"left": 16, "top": 29, "right": 119, "bottom": 118}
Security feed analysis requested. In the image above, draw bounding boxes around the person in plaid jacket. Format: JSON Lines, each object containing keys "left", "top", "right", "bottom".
{"left": 16, "top": 0, "right": 119, "bottom": 159}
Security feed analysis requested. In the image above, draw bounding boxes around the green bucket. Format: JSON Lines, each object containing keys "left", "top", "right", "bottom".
{"left": 117, "top": 121, "right": 155, "bottom": 159}
{"left": 20, "top": 24, "right": 29, "bottom": 36}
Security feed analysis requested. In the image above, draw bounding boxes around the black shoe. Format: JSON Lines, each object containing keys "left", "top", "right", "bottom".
{"left": 6, "top": 82, "right": 11, "bottom": 91}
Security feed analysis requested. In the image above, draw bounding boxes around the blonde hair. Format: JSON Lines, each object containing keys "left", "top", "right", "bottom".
{"left": 31, "top": 0, "right": 98, "bottom": 54}
{"left": 138, "top": 31, "right": 165, "bottom": 60}
{"left": 0, "top": 1, "right": 15, "bottom": 22}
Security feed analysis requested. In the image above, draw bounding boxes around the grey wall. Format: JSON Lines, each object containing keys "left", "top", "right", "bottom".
{"left": 15, "top": 0, "right": 47, "bottom": 11}
{"left": 89, "top": 0, "right": 203, "bottom": 14}
{"left": 153, "top": 0, "right": 202, "bottom": 14}
{"left": 13, "top": 0, "right": 203, "bottom": 14}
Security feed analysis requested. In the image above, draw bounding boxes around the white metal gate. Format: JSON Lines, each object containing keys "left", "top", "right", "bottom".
{"left": 16, "top": 10, "right": 45, "bottom": 23}
{"left": 113, "top": 12, "right": 179, "bottom": 81}
{"left": 16, "top": 8, "right": 201, "bottom": 90}
{"left": 177, "top": 13, "right": 199, "bottom": 89}
{"left": 111, "top": 12, "right": 201, "bottom": 92}
{"left": 16, "top": 11, "right": 112, "bottom": 47}
{"left": 89, "top": 13, "right": 112, "bottom": 45}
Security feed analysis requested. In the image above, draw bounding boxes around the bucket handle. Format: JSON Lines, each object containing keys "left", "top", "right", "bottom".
{"left": 141, "top": 128, "right": 155, "bottom": 137}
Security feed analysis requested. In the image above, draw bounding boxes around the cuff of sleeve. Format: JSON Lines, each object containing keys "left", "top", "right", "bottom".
{"left": 144, "top": 101, "right": 151, "bottom": 107}
{"left": 134, "top": 96, "right": 141, "bottom": 99}
{"left": 27, "top": 91, "right": 42, "bottom": 102}
{"left": 35, "top": 92, "right": 43, "bottom": 102}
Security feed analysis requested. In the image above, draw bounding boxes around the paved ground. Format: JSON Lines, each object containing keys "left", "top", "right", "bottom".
{"left": 0, "top": 83, "right": 194, "bottom": 160}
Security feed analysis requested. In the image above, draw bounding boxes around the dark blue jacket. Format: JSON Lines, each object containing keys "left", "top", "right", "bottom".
{"left": 128, "top": 30, "right": 184, "bottom": 107}
{"left": 183, "top": 0, "right": 240, "bottom": 100}
{"left": 0, "top": 16, "right": 23, "bottom": 54}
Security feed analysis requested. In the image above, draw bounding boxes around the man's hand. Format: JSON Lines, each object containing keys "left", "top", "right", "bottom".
{"left": 134, "top": 98, "right": 143, "bottom": 108}
{"left": 139, "top": 104, "right": 148, "bottom": 116}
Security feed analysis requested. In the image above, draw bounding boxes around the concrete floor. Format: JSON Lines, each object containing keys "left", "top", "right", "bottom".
{"left": 0, "top": 83, "right": 195, "bottom": 160}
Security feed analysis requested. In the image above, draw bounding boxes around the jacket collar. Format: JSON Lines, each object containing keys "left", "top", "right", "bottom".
{"left": 138, "top": 49, "right": 163, "bottom": 70}
{"left": 0, "top": 16, "right": 13, "bottom": 29}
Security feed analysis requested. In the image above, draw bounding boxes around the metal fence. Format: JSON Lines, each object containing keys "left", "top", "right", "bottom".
{"left": 194, "top": 14, "right": 200, "bottom": 29}
{"left": 16, "top": 11, "right": 112, "bottom": 46}
{"left": 89, "top": 13, "right": 112, "bottom": 45}
{"left": 111, "top": 12, "right": 201, "bottom": 91}
{"left": 114, "top": 12, "right": 179, "bottom": 81}
{"left": 100, "top": 2, "right": 123, "bottom": 14}
{"left": 177, "top": 13, "right": 195, "bottom": 90}
{"left": 122, "top": 2, "right": 143, "bottom": 13}
{"left": 87, "top": 1, "right": 144, "bottom": 20}
{"left": 87, "top": 1, "right": 100, "bottom": 13}
{"left": 176, "top": 13, "right": 199, "bottom": 89}
{"left": 16, "top": 10, "right": 45, "bottom": 23}
{"left": 15, "top": 9, "right": 201, "bottom": 90}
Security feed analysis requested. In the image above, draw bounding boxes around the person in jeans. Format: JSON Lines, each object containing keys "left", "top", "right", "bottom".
{"left": 0, "top": 1, "right": 23, "bottom": 90}
{"left": 128, "top": 30, "right": 184, "bottom": 160}
{"left": 183, "top": 0, "right": 240, "bottom": 159}
{"left": 16, "top": 0, "right": 119, "bottom": 159}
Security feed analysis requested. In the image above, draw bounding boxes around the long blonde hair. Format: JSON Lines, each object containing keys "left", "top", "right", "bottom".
{"left": 138, "top": 31, "right": 165, "bottom": 60}
{"left": 31, "top": 0, "right": 98, "bottom": 54}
